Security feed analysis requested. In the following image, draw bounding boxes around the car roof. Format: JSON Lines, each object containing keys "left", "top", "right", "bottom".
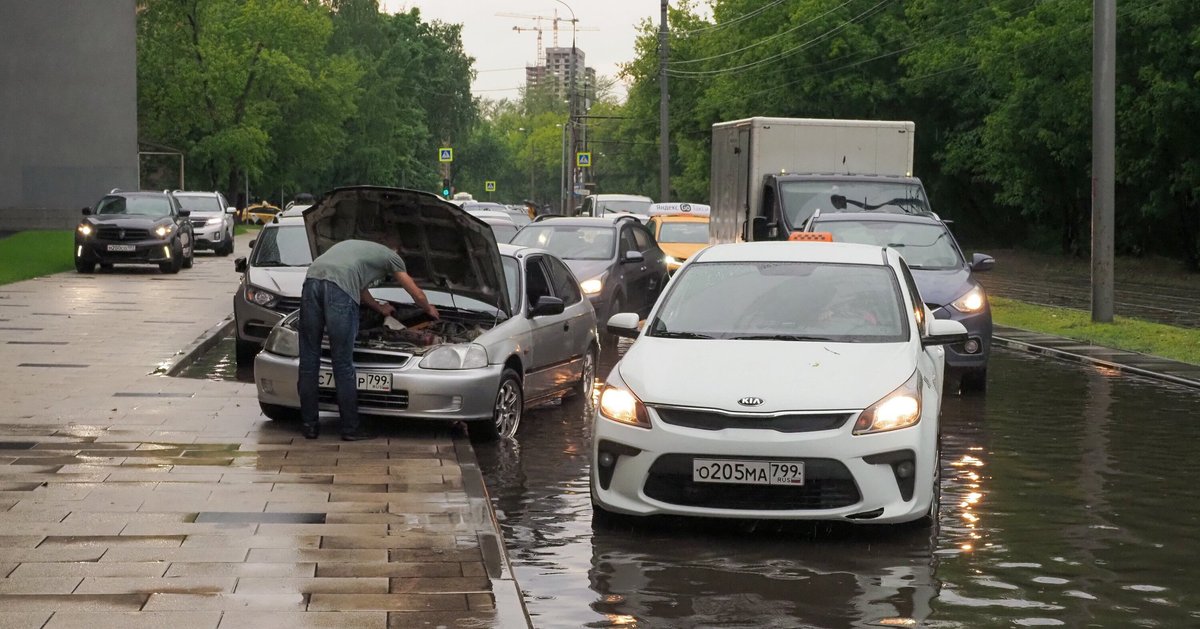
{"left": 775, "top": 174, "right": 923, "bottom": 185}
{"left": 591, "top": 194, "right": 653, "bottom": 202}
{"left": 696, "top": 241, "right": 889, "bottom": 266}
{"left": 466, "top": 210, "right": 515, "bottom": 222}
{"left": 267, "top": 215, "right": 306, "bottom": 226}
{"left": 814, "top": 212, "right": 945, "bottom": 226}
{"left": 526, "top": 217, "right": 621, "bottom": 228}
{"left": 653, "top": 214, "right": 709, "bottom": 223}
{"left": 172, "top": 190, "right": 220, "bottom": 197}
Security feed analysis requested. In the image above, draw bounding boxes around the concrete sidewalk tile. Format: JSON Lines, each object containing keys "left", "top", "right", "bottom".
{"left": 142, "top": 592, "right": 307, "bottom": 611}
{"left": 466, "top": 592, "right": 495, "bottom": 610}
{"left": 315, "top": 562, "right": 462, "bottom": 578}
{"left": 0, "top": 612, "right": 53, "bottom": 629}
{"left": 388, "top": 548, "right": 483, "bottom": 563}
{"left": 386, "top": 610, "right": 496, "bottom": 628}
{"left": 388, "top": 577, "right": 490, "bottom": 594}
{"left": 233, "top": 577, "right": 389, "bottom": 595}
{"left": 42, "top": 611, "right": 223, "bottom": 629}
{"left": 0, "top": 535, "right": 46, "bottom": 547}
{"left": 318, "top": 536, "right": 459, "bottom": 550}
{"left": 218, "top": 611, "right": 386, "bottom": 629}
{"left": 0, "top": 548, "right": 106, "bottom": 563}
{"left": 324, "top": 514, "right": 404, "bottom": 525}
{"left": 255, "top": 523, "right": 387, "bottom": 537}
{"left": 265, "top": 502, "right": 383, "bottom": 514}
{"left": 165, "top": 562, "right": 316, "bottom": 578}
{"left": 119, "top": 522, "right": 258, "bottom": 536}
{"left": 38, "top": 535, "right": 185, "bottom": 548}
{"left": 308, "top": 593, "right": 468, "bottom": 612}
{"left": 0, "top": 593, "right": 149, "bottom": 610}
{"left": 0, "top": 577, "right": 83, "bottom": 594}
{"left": 246, "top": 548, "right": 387, "bottom": 563}
{"left": 9, "top": 562, "right": 170, "bottom": 578}
{"left": 181, "top": 535, "right": 320, "bottom": 549}
{"left": 74, "top": 576, "right": 237, "bottom": 595}
{"left": 99, "top": 546, "right": 249, "bottom": 563}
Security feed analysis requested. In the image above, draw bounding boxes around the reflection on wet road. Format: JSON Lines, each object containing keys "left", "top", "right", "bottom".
{"left": 475, "top": 347, "right": 1200, "bottom": 627}
{"left": 186, "top": 337, "right": 1200, "bottom": 626}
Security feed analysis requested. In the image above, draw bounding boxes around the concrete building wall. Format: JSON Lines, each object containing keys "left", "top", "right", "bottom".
{"left": 0, "top": 0, "right": 138, "bottom": 230}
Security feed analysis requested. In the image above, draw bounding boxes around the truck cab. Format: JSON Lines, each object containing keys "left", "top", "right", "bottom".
{"left": 749, "top": 173, "right": 930, "bottom": 241}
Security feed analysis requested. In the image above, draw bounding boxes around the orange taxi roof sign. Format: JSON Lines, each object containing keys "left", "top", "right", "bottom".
{"left": 788, "top": 231, "right": 834, "bottom": 242}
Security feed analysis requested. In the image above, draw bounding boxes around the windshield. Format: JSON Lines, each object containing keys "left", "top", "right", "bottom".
{"left": 95, "top": 196, "right": 172, "bottom": 217}
{"left": 658, "top": 222, "right": 709, "bottom": 244}
{"left": 779, "top": 181, "right": 929, "bottom": 228}
{"left": 174, "top": 195, "right": 222, "bottom": 214}
{"left": 598, "top": 200, "right": 653, "bottom": 216}
{"left": 511, "top": 225, "right": 616, "bottom": 260}
{"left": 818, "top": 220, "right": 963, "bottom": 270}
{"left": 250, "top": 225, "right": 312, "bottom": 267}
{"left": 489, "top": 223, "right": 518, "bottom": 243}
{"left": 648, "top": 262, "right": 909, "bottom": 343}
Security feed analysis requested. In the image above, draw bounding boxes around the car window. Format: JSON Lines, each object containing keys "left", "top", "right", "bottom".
{"left": 545, "top": 257, "right": 582, "bottom": 306}
{"left": 598, "top": 199, "right": 653, "bottom": 216}
{"left": 174, "top": 195, "right": 222, "bottom": 214}
{"left": 648, "top": 261, "right": 909, "bottom": 343}
{"left": 250, "top": 225, "right": 312, "bottom": 267}
{"left": 95, "top": 195, "right": 172, "bottom": 217}
{"left": 488, "top": 223, "right": 518, "bottom": 243}
{"left": 898, "top": 259, "right": 926, "bottom": 332}
{"left": 511, "top": 225, "right": 615, "bottom": 260}
{"left": 818, "top": 220, "right": 963, "bottom": 270}
{"left": 502, "top": 256, "right": 521, "bottom": 311}
{"left": 632, "top": 225, "right": 653, "bottom": 250}
{"left": 658, "top": 222, "right": 709, "bottom": 244}
{"left": 779, "top": 181, "right": 930, "bottom": 227}
{"left": 620, "top": 228, "right": 639, "bottom": 254}
{"left": 525, "top": 256, "right": 554, "bottom": 308}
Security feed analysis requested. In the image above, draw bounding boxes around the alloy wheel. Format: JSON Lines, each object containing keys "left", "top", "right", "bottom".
{"left": 493, "top": 378, "right": 522, "bottom": 438}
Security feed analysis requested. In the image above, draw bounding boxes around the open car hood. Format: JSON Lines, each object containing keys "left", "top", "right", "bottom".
{"left": 303, "top": 186, "right": 511, "bottom": 315}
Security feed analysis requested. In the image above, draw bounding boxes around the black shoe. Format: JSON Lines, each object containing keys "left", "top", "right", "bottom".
{"left": 341, "top": 430, "right": 375, "bottom": 441}
{"left": 301, "top": 424, "right": 320, "bottom": 439}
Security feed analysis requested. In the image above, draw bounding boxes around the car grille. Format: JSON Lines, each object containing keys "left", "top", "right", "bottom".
{"left": 190, "top": 219, "right": 209, "bottom": 228}
{"left": 320, "top": 349, "right": 410, "bottom": 368}
{"left": 96, "top": 226, "right": 150, "bottom": 241}
{"left": 652, "top": 406, "right": 852, "bottom": 433}
{"left": 318, "top": 389, "right": 409, "bottom": 411}
{"left": 643, "top": 454, "right": 861, "bottom": 510}
{"left": 269, "top": 296, "right": 301, "bottom": 314}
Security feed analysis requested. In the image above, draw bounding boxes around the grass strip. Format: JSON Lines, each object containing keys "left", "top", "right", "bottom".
{"left": 0, "top": 231, "right": 76, "bottom": 285}
{"left": 991, "top": 296, "right": 1200, "bottom": 366}
{"left": 234, "top": 224, "right": 261, "bottom": 236}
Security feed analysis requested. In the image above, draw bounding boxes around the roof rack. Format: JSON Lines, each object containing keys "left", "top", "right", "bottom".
{"left": 109, "top": 188, "right": 122, "bottom": 194}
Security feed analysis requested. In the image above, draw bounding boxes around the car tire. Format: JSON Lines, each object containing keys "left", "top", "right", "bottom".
{"left": 475, "top": 368, "right": 523, "bottom": 441}
{"left": 960, "top": 367, "right": 988, "bottom": 394}
{"left": 160, "top": 241, "right": 183, "bottom": 274}
{"left": 218, "top": 235, "right": 235, "bottom": 256}
{"left": 181, "top": 238, "right": 194, "bottom": 269}
{"left": 74, "top": 259, "right": 95, "bottom": 273}
{"left": 259, "top": 402, "right": 300, "bottom": 422}
{"left": 235, "top": 337, "right": 260, "bottom": 366}
{"left": 599, "top": 295, "right": 624, "bottom": 348}
{"left": 567, "top": 346, "right": 598, "bottom": 400}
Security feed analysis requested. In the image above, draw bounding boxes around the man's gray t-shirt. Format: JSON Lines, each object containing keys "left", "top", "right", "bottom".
{"left": 307, "top": 240, "right": 406, "bottom": 304}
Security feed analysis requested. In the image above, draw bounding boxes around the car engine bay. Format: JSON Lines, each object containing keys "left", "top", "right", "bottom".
{"left": 355, "top": 302, "right": 495, "bottom": 354}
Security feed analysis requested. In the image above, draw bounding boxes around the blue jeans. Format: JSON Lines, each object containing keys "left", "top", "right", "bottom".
{"left": 298, "top": 278, "right": 361, "bottom": 434}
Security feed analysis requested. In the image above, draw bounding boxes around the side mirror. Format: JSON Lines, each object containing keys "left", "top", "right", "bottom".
{"left": 178, "top": 209, "right": 191, "bottom": 218}
{"left": 226, "top": 206, "right": 237, "bottom": 214}
{"left": 234, "top": 257, "right": 247, "bottom": 274}
{"left": 530, "top": 295, "right": 565, "bottom": 317}
{"left": 81, "top": 207, "right": 92, "bottom": 216}
{"left": 750, "top": 216, "right": 776, "bottom": 241}
{"left": 248, "top": 239, "right": 256, "bottom": 249}
{"left": 606, "top": 312, "right": 641, "bottom": 339}
{"left": 623, "top": 250, "right": 645, "bottom": 264}
{"left": 970, "top": 253, "right": 995, "bottom": 272}
{"left": 923, "top": 318, "right": 968, "bottom": 347}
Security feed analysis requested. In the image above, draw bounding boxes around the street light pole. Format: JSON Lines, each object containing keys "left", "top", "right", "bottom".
{"left": 658, "top": 0, "right": 670, "bottom": 203}
{"left": 1091, "top": 0, "right": 1116, "bottom": 323}
{"left": 558, "top": 123, "right": 567, "bottom": 214}
{"left": 554, "top": 0, "right": 578, "bottom": 214}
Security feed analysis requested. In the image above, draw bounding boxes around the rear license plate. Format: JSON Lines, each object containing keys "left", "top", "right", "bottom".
{"left": 318, "top": 369, "right": 391, "bottom": 392}
{"left": 692, "top": 459, "right": 805, "bottom": 486}
{"left": 106, "top": 244, "right": 136, "bottom": 252}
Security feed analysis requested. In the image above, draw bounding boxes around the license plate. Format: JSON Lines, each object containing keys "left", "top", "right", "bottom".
{"left": 106, "top": 244, "right": 136, "bottom": 252}
{"left": 692, "top": 459, "right": 805, "bottom": 486}
{"left": 318, "top": 369, "right": 391, "bottom": 392}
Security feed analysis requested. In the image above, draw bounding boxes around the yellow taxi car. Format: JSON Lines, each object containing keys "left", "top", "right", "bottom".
{"left": 646, "top": 202, "right": 711, "bottom": 273}
{"left": 240, "top": 201, "right": 282, "bottom": 225}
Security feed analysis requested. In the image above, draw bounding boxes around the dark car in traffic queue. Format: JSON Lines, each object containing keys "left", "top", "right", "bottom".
{"left": 510, "top": 215, "right": 670, "bottom": 328}
{"left": 74, "top": 190, "right": 195, "bottom": 274}
{"left": 805, "top": 210, "right": 995, "bottom": 392}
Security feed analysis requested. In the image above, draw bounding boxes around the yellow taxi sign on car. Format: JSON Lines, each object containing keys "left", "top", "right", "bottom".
{"left": 648, "top": 202, "right": 710, "bottom": 217}
{"left": 788, "top": 231, "right": 834, "bottom": 242}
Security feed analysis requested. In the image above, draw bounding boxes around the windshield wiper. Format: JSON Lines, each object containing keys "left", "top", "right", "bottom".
{"left": 652, "top": 330, "right": 713, "bottom": 339}
{"left": 731, "top": 334, "right": 835, "bottom": 341}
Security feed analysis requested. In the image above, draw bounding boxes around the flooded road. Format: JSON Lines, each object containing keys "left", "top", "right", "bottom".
{"left": 186, "top": 340, "right": 1200, "bottom": 627}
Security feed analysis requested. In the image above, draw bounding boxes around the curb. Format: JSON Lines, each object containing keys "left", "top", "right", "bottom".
{"left": 992, "top": 332, "right": 1200, "bottom": 390}
{"left": 453, "top": 432, "right": 533, "bottom": 628}
{"left": 154, "top": 314, "right": 235, "bottom": 377}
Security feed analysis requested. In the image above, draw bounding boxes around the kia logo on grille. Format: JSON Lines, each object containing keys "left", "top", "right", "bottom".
{"left": 738, "top": 396, "right": 764, "bottom": 407}
{"left": 118, "top": 229, "right": 125, "bottom": 239}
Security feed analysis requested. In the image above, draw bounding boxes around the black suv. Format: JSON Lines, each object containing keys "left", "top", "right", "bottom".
{"left": 75, "top": 190, "right": 195, "bottom": 274}
{"left": 510, "top": 216, "right": 670, "bottom": 326}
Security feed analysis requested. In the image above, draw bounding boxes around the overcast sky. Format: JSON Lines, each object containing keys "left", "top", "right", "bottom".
{"left": 383, "top": 0, "right": 665, "bottom": 101}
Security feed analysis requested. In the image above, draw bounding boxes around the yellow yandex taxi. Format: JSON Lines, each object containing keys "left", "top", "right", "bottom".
{"left": 647, "top": 203, "right": 710, "bottom": 272}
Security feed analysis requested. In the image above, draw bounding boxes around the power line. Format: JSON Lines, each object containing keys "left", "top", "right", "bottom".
{"left": 672, "top": 0, "right": 791, "bottom": 37}
{"left": 669, "top": 0, "right": 857, "bottom": 67}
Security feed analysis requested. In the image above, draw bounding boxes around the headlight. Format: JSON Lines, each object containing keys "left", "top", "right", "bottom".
{"left": 597, "top": 370, "right": 650, "bottom": 428}
{"left": 580, "top": 276, "right": 604, "bottom": 295}
{"left": 76, "top": 223, "right": 92, "bottom": 237}
{"left": 245, "top": 286, "right": 278, "bottom": 308}
{"left": 665, "top": 256, "right": 681, "bottom": 266}
{"left": 419, "top": 344, "right": 488, "bottom": 370}
{"left": 263, "top": 324, "right": 299, "bottom": 357}
{"left": 853, "top": 370, "right": 922, "bottom": 435}
{"left": 155, "top": 225, "right": 173, "bottom": 238}
{"left": 951, "top": 286, "right": 987, "bottom": 313}
{"left": 205, "top": 216, "right": 223, "bottom": 226}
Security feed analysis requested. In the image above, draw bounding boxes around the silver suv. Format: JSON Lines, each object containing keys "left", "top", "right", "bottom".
{"left": 233, "top": 213, "right": 312, "bottom": 364}
{"left": 174, "top": 191, "right": 236, "bottom": 256}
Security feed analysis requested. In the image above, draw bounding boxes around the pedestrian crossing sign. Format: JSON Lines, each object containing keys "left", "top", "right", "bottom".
{"left": 576, "top": 152, "right": 591, "bottom": 168}
{"left": 438, "top": 148, "right": 453, "bottom": 163}
{"left": 485, "top": 181, "right": 496, "bottom": 192}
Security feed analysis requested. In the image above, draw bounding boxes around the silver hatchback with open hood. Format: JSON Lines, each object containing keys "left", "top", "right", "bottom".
{"left": 254, "top": 186, "right": 599, "bottom": 439}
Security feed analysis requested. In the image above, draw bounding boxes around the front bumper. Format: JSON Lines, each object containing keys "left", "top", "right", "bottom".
{"left": 254, "top": 349, "right": 504, "bottom": 422}
{"left": 234, "top": 291, "right": 286, "bottom": 345}
{"left": 75, "top": 238, "right": 173, "bottom": 264}
{"left": 591, "top": 405, "right": 937, "bottom": 524}
{"left": 192, "top": 222, "right": 228, "bottom": 249}
{"left": 933, "top": 306, "right": 992, "bottom": 371}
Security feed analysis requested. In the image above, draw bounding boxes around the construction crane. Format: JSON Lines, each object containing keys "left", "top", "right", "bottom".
{"left": 498, "top": 11, "right": 596, "bottom": 65}
{"left": 511, "top": 24, "right": 547, "bottom": 66}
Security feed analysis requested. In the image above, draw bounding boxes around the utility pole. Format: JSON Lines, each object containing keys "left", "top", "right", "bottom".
{"left": 658, "top": 0, "right": 670, "bottom": 203}
{"left": 1091, "top": 0, "right": 1115, "bottom": 323}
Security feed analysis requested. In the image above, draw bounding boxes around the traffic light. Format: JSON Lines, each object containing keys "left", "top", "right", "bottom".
{"left": 441, "top": 178, "right": 451, "bottom": 198}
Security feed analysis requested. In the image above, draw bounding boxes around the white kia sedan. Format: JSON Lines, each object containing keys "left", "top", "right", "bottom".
{"left": 592, "top": 241, "right": 968, "bottom": 525}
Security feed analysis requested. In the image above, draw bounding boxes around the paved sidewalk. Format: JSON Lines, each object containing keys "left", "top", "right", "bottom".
{"left": 994, "top": 325, "right": 1200, "bottom": 389}
{"left": 0, "top": 238, "right": 529, "bottom": 628}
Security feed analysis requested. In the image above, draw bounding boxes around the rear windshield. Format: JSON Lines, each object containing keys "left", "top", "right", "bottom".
{"left": 251, "top": 225, "right": 312, "bottom": 267}
{"left": 780, "top": 181, "right": 929, "bottom": 227}
{"left": 489, "top": 223, "right": 518, "bottom": 244}
{"left": 818, "top": 220, "right": 963, "bottom": 270}
{"left": 598, "top": 200, "right": 653, "bottom": 216}
{"left": 96, "top": 195, "right": 172, "bottom": 217}
{"left": 174, "top": 195, "right": 222, "bottom": 214}
{"left": 511, "top": 225, "right": 616, "bottom": 260}
{"left": 658, "top": 222, "right": 709, "bottom": 244}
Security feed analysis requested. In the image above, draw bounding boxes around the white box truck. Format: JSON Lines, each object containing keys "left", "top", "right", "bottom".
{"left": 709, "top": 117, "right": 928, "bottom": 244}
